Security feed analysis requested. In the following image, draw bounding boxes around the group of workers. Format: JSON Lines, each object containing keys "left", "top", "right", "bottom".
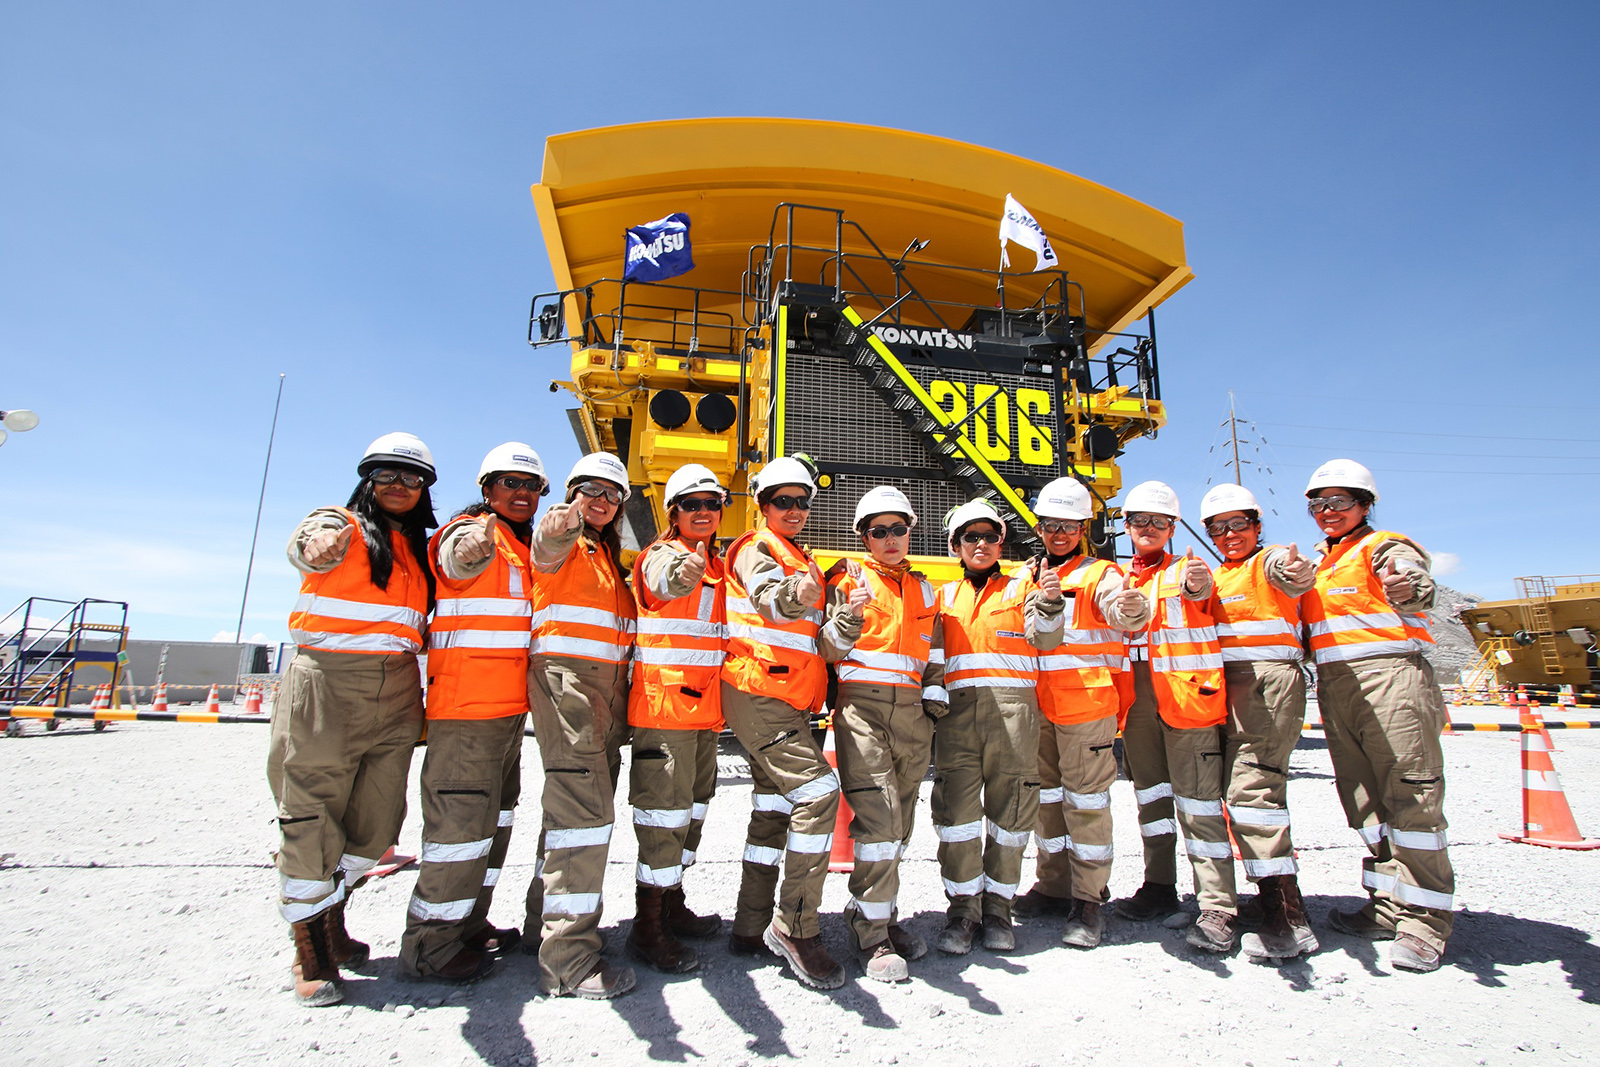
{"left": 269, "top": 433, "right": 1455, "bottom": 1008}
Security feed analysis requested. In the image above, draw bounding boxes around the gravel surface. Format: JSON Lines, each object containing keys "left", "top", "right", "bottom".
{"left": 2, "top": 703, "right": 1597, "bottom": 1066}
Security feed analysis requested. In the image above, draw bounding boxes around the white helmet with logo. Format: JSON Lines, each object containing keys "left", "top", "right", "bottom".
{"left": 565, "top": 452, "right": 632, "bottom": 501}
{"left": 853, "top": 486, "right": 917, "bottom": 533}
{"left": 478, "top": 442, "right": 548, "bottom": 493}
{"left": 751, "top": 455, "right": 818, "bottom": 499}
{"left": 944, "top": 498, "right": 1007, "bottom": 555}
{"left": 664, "top": 463, "right": 729, "bottom": 508}
{"left": 1033, "top": 477, "right": 1094, "bottom": 521}
{"left": 1199, "top": 483, "right": 1260, "bottom": 522}
{"left": 358, "top": 432, "right": 437, "bottom": 486}
{"left": 1305, "top": 458, "right": 1379, "bottom": 502}
{"left": 1122, "top": 480, "right": 1181, "bottom": 519}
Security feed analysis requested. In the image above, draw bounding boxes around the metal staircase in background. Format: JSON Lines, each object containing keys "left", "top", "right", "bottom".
{"left": 0, "top": 597, "right": 130, "bottom": 714}
{"left": 1515, "top": 577, "right": 1566, "bottom": 677}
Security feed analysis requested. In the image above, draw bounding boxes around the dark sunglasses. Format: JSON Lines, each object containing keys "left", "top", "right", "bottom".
{"left": 960, "top": 530, "right": 1001, "bottom": 545}
{"left": 575, "top": 481, "right": 624, "bottom": 505}
{"left": 1307, "top": 495, "right": 1360, "bottom": 515}
{"left": 1205, "top": 516, "right": 1256, "bottom": 536}
{"left": 675, "top": 497, "right": 724, "bottom": 513}
{"left": 1037, "top": 519, "right": 1084, "bottom": 535}
{"left": 370, "top": 469, "right": 425, "bottom": 489}
{"left": 865, "top": 523, "right": 910, "bottom": 540}
{"left": 767, "top": 494, "right": 811, "bottom": 512}
{"left": 493, "top": 474, "right": 544, "bottom": 493}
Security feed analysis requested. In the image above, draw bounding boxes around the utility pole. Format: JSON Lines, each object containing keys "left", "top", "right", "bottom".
{"left": 1228, "top": 389, "right": 1242, "bottom": 485}
{"left": 236, "top": 374, "right": 286, "bottom": 644}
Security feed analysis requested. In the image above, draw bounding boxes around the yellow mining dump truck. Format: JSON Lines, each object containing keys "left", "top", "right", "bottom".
{"left": 1458, "top": 576, "right": 1600, "bottom": 693}
{"left": 527, "top": 119, "right": 1192, "bottom": 578}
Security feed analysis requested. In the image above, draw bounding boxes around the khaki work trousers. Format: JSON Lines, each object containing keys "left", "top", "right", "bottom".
{"left": 1319, "top": 652, "right": 1454, "bottom": 950}
{"left": 931, "top": 686, "right": 1040, "bottom": 923}
{"left": 399, "top": 712, "right": 526, "bottom": 976}
{"left": 1032, "top": 714, "right": 1118, "bottom": 903}
{"left": 1223, "top": 660, "right": 1306, "bottom": 881}
{"left": 629, "top": 726, "right": 719, "bottom": 888}
{"left": 525, "top": 656, "right": 629, "bottom": 994}
{"left": 1122, "top": 661, "right": 1237, "bottom": 913}
{"left": 267, "top": 650, "right": 422, "bottom": 923}
{"left": 723, "top": 682, "right": 840, "bottom": 941}
{"left": 834, "top": 681, "right": 935, "bottom": 950}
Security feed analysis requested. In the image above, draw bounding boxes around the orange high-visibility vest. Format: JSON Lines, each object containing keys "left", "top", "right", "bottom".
{"left": 1129, "top": 553, "right": 1226, "bottom": 728}
{"left": 424, "top": 515, "right": 533, "bottom": 720}
{"left": 830, "top": 561, "right": 940, "bottom": 697}
{"left": 1209, "top": 548, "right": 1305, "bottom": 665}
{"left": 1032, "top": 556, "right": 1130, "bottom": 726}
{"left": 289, "top": 509, "right": 428, "bottom": 655}
{"left": 530, "top": 535, "right": 635, "bottom": 664}
{"left": 723, "top": 528, "right": 827, "bottom": 713}
{"left": 630, "top": 540, "right": 726, "bottom": 731}
{"left": 1302, "top": 529, "right": 1435, "bottom": 667}
{"left": 938, "top": 568, "right": 1037, "bottom": 691}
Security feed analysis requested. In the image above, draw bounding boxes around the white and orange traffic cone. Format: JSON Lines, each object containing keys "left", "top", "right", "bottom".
{"left": 91, "top": 683, "right": 111, "bottom": 710}
{"left": 1517, "top": 691, "right": 1558, "bottom": 752}
{"left": 1499, "top": 724, "right": 1600, "bottom": 850}
{"left": 823, "top": 725, "right": 855, "bottom": 874}
{"left": 243, "top": 685, "right": 263, "bottom": 715}
{"left": 369, "top": 845, "right": 418, "bottom": 879}
{"left": 204, "top": 684, "right": 221, "bottom": 715}
{"left": 152, "top": 683, "right": 169, "bottom": 712}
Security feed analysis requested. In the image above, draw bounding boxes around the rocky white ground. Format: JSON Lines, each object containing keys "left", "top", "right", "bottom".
{"left": 2, "top": 701, "right": 1597, "bottom": 1067}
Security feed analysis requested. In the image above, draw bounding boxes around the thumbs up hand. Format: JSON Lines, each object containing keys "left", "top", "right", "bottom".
{"left": 1037, "top": 564, "right": 1063, "bottom": 602}
{"left": 1380, "top": 557, "right": 1414, "bottom": 602}
{"left": 540, "top": 502, "right": 582, "bottom": 541}
{"left": 796, "top": 568, "right": 823, "bottom": 607}
{"left": 847, "top": 581, "right": 873, "bottom": 618}
{"left": 304, "top": 523, "right": 355, "bottom": 567}
{"left": 1182, "top": 546, "right": 1210, "bottom": 593}
{"left": 453, "top": 515, "right": 499, "bottom": 567}
{"left": 681, "top": 541, "right": 708, "bottom": 585}
{"left": 1115, "top": 570, "right": 1146, "bottom": 618}
{"left": 1281, "top": 541, "right": 1314, "bottom": 585}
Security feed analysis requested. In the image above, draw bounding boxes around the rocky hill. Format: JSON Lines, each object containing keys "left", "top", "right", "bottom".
{"left": 1423, "top": 582, "right": 1482, "bottom": 683}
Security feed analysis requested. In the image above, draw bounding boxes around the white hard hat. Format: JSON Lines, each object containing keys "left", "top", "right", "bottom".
{"left": 478, "top": 442, "right": 548, "bottom": 493}
{"left": 751, "top": 455, "right": 818, "bottom": 499}
{"left": 1199, "top": 483, "right": 1260, "bottom": 522}
{"left": 1033, "top": 477, "right": 1094, "bottom": 521}
{"left": 1306, "top": 458, "right": 1379, "bottom": 502}
{"left": 565, "top": 452, "right": 632, "bottom": 501}
{"left": 1122, "top": 480, "right": 1181, "bottom": 519}
{"left": 358, "top": 432, "right": 437, "bottom": 486}
{"left": 853, "top": 486, "right": 917, "bottom": 533}
{"left": 664, "top": 463, "right": 729, "bottom": 507}
{"left": 944, "top": 498, "right": 1006, "bottom": 556}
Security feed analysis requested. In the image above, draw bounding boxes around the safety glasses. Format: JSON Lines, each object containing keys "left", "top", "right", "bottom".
{"left": 575, "top": 481, "right": 624, "bottom": 505}
{"left": 493, "top": 474, "right": 544, "bottom": 493}
{"left": 767, "top": 494, "right": 812, "bottom": 512}
{"left": 371, "top": 469, "right": 425, "bottom": 489}
{"left": 675, "top": 496, "right": 724, "bottom": 513}
{"left": 865, "top": 523, "right": 910, "bottom": 540}
{"left": 1204, "top": 517, "right": 1256, "bottom": 536}
{"left": 1125, "top": 514, "right": 1175, "bottom": 531}
{"left": 960, "top": 530, "right": 1001, "bottom": 545}
{"left": 1037, "top": 519, "right": 1084, "bottom": 535}
{"left": 1307, "top": 495, "right": 1360, "bottom": 515}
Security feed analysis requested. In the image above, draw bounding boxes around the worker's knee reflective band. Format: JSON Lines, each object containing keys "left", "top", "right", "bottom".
{"left": 1140, "top": 818, "right": 1178, "bottom": 837}
{"left": 1039, "top": 787, "right": 1066, "bottom": 805}
{"left": 983, "top": 876, "right": 1019, "bottom": 898}
{"left": 935, "top": 820, "right": 983, "bottom": 842}
{"left": 408, "top": 893, "right": 475, "bottom": 921}
{"left": 1034, "top": 832, "right": 1068, "bottom": 854}
{"left": 1362, "top": 870, "right": 1453, "bottom": 911}
{"left": 851, "top": 897, "right": 894, "bottom": 920}
{"left": 281, "top": 875, "right": 337, "bottom": 900}
{"left": 498, "top": 809, "right": 515, "bottom": 827}
{"left": 786, "top": 830, "right": 833, "bottom": 854}
{"left": 853, "top": 840, "right": 900, "bottom": 862}
{"left": 545, "top": 824, "right": 613, "bottom": 850}
{"left": 1227, "top": 804, "right": 1291, "bottom": 827}
{"left": 786, "top": 771, "right": 839, "bottom": 805}
{"left": 1185, "top": 838, "right": 1235, "bottom": 859}
{"left": 636, "top": 862, "right": 684, "bottom": 887}
{"left": 1356, "top": 822, "right": 1390, "bottom": 846}
{"left": 337, "top": 854, "right": 378, "bottom": 877}
{"left": 1175, "top": 795, "right": 1224, "bottom": 817}
{"left": 743, "top": 844, "right": 782, "bottom": 866}
{"left": 633, "top": 807, "right": 693, "bottom": 828}
{"left": 1388, "top": 826, "right": 1449, "bottom": 850}
{"left": 421, "top": 838, "right": 494, "bottom": 863}
{"left": 1070, "top": 840, "right": 1114, "bottom": 863}
{"left": 1243, "top": 856, "right": 1297, "bottom": 878}
{"left": 1135, "top": 782, "right": 1174, "bottom": 805}
{"left": 986, "top": 821, "right": 1031, "bottom": 848}
{"left": 753, "top": 792, "right": 794, "bottom": 814}
{"left": 544, "top": 892, "right": 603, "bottom": 916}
{"left": 482, "top": 867, "right": 501, "bottom": 887}
{"left": 943, "top": 875, "right": 983, "bottom": 896}
{"left": 1065, "top": 789, "right": 1111, "bottom": 810}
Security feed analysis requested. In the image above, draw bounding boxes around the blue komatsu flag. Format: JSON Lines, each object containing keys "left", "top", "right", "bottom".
{"left": 623, "top": 213, "right": 694, "bottom": 282}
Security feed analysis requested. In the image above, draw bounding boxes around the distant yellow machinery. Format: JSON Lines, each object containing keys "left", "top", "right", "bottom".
{"left": 528, "top": 119, "right": 1192, "bottom": 578}
{"left": 1459, "top": 576, "right": 1600, "bottom": 693}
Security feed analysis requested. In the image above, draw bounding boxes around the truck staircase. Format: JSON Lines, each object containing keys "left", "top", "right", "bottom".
{"left": 1, "top": 598, "right": 131, "bottom": 726}
{"left": 1515, "top": 577, "right": 1566, "bottom": 677}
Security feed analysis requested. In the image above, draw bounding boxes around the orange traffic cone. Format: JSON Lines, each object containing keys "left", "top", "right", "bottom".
{"left": 204, "top": 684, "right": 221, "bottom": 715}
{"left": 823, "top": 726, "right": 855, "bottom": 874}
{"left": 1499, "top": 724, "right": 1600, "bottom": 850}
{"left": 1517, "top": 692, "right": 1558, "bottom": 752}
{"left": 243, "top": 685, "right": 263, "bottom": 715}
{"left": 152, "top": 684, "right": 169, "bottom": 712}
{"left": 91, "top": 683, "right": 111, "bottom": 710}
{"left": 368, "top": 845, "right": 418, "bottom": 879}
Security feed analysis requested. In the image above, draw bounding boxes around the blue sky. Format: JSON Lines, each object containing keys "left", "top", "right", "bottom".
{"left": 3, "top": 2, "right": 1596, "bottom": 646}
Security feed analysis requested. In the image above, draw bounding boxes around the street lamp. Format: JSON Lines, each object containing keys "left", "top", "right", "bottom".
{"left": 0, "top": 408, "right": 40, "bottom": 447}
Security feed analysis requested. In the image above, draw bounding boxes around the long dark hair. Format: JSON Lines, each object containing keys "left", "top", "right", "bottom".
{"left": 346, "top": 480, "right": 438, "bottom": 611}
{"left": 454, "top": 500, "right": 531, "bottom": 544}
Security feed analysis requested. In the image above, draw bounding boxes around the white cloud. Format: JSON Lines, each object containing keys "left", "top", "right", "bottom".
{"left": 1433, "top": 551, "right": 1462, "bottom": 576}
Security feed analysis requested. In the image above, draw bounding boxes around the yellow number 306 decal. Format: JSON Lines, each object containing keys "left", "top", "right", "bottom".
{"left": 927, "top": 381, "right": 1054, "bottom": 466}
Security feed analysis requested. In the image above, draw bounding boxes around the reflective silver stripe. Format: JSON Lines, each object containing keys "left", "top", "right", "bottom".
{"left": 1156, "top": 625, "right": 1219, "bottom": 644}
{"left": 1400, "top": 612, "right": 1432, "bottom": 633}
{"left": 293, "top": 594, "right": 426, "bottom": 630}
{"left": 1071, "top": 840, "right": 1114, "bottom": 863}
{"left": 530, "top": 635, "right": 629, "bottom": 661}
{"left": 1034, "top": 612, "right": 1064, "bottom": 632}
{"left": 530, "top": 603, "right": 633, "bottom": 631}
{"left": 947, "top": 676, "right": 1036, "bottom": 690}
{"left": 922, "top": 685, "right": 949, "bottom": 702}
{"left": 853, "top": 840, "right": 900, "bottom": 863}
{"left": 752, "top": 792, "right": 794, "bottom": 815}
{"left": 1185, "top": 838, "right": 1235, "bottom": 859}
{"left": 1040, "top": 653, "right": 1126, "bottom": 671}
{"left": 508, "top": 567, "right": 524, "bottom": 598}
{"left": 1059, "top": 628, "right": 1123, "bottom": 644}
{"left": 1389, "top": 827, "right": 1449, "bottom": 850}
{"left": 337, "top": 853, "right": 378, "bottom": 877}
{"left": 1525, "top": 769, "right": 1563, "bottom": 792}
{"left": 280, "top": 881, "right": 344, "bottom": 923}
{"left": 545, "top": 824, "right": 613, "bottom": 849}
{"left": 634, "top": 647, "right": 724, "bottom": 667}
{"left": 927, "top": 647, "right": 946, "bottom": 665}
{"left": 724, "top": 595, "right": 756, "bottom": 614}
{"left": 408, "top": 893, "right": 474, "bottom": 922}
{"left": 786, "top": 830, "right": 833, "bottom": 854}
{"left": 1308, "top": 611, "right": 1404, "bottom": 637}
{"left": 497, "top": 809, "right": 515, "bottom": 827}
{"left": 838, "top": 664, "right": 913, "bottom": 685}
{"left": 1226, "top": 804, "right": 1291, "bottom": 827}
{"left": 982, "top": 875, "right": 1018, "bottom": 898}
{"left": 697, "top": 586, "right": 716, "bottom": 622}
{"left": 691, "top": 802, "right": 709, "bottom": 821}
{"left": 935, "top": 819, "right": 983, "bottom": 843}
{"left": 986, "top": 821, "right": 1031, "bottom": 848}
{"left": 1129, "top": 644, "right": 1150, "bottom": 661}
{"left": 636, "top": 618, "right": 723, "bottom": 639}
{"left": 431, "top": 629, "right": 532, "bottom": 650}
{"left": 1151, "top": 652, "right": 1225, "bottom": 671}
{"left": 1356, "top": 822, "right": 1390, "bottom": 846}
{"left": 850, "top": 897, "right": 894, "bottom": 920}
{"left": 1363, "top": 870, "right": 1453, "bottom": 911}
{"left": 636, "top": 862, "right": 683, "bottom": 887}
{"left": 281, "top": 875, "right": 337, "bottom": 900}
{"left": 1140, "top": 818, "right": 1177, "bottom": 837}
{"left": 291, "top": 629, "right": 421, "bottom": 654}
{"left": 1034, "top": 832, "right": 1067, "bottom": 854}
{"left": 946, "top": 652, "right": 1037, "bottom": 674}
{"left": 1243, "top": 856, "right": 1297, "bottom": 878}
{"left": 786, "top": 771, "right": 839, "bottom": 805}
{"left": 1064, "top": 789, "right": 1110, "bottom": 810}
{"left": 482, "top": 867, "right": 501, "bottom": 887}
{"left": 743, "top": 844, "right": 782, "bottom": 866}
{"left": 421, "top": 837, "right": 493, "bottom": 863}
{"left": 633, "top": 807, "right": 692, "bottom": 829}
{"left": 544, "top": 892, "right": 602, "bottom": 916}
{"left": 1313, "top": 639, "right": 1422, "bottom": 664}
{"left": 681, "top": 849, "right": 697, "bottom": 867}
{"left": 1216, "top": 619, "right": 1295, "bottom": 638}
{"left": 725, "top": 623, "right": 817, "bottom": 652}
{"left": 847, "top": 649, "right": 927, "bottom": 673}
{"left": 943, "top": 875, "right": 983, "bottom": 896}
{"left": 1221, "top": 645, "right": 1303, "bottom": 663}
{"left": 435, "top": 597, "right": 532, "bottom": 618}
{"left": 1175, "top": 795, "right": 1224, "bottom": 817}
{"left": 1039, "top": 787, "right": 1066, "bottom": 805}
{"left": 1134, "top": 782, "right": 1173, "bottom": 805}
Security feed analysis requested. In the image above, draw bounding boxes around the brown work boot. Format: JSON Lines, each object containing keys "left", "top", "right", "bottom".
{"left": 1328, "top": 903, "right": 1397, "bottom": 941}
{"left": 1389, "top": 932, "right": 1443, "bottom": 973}
{"left": 290, "top": 915, "right": 344, "bottom": 1008}
{"left": 886, "top": 923, "right": 927, "bottom": 961}
{"left": 1013, "top": 886, "right": 1075, "bottom": 920}
{"left": 728, "top": 931, "right": 776, "bottom": 958}
{"left": 627, "top": 885, "right": 699, "bottom": 973}
{"left": 935, "top": 916, "right": 981, "bottom": 956}
{"left": 405, "top": 946, "right": 498, "bottom": 984}
{"left": 1116, "top": 882, "right": 1180, "bottom": 922}
{"left": 1060, "top": 899, "right": 1104, "bottom": 949}
{"left": 763, "top": 924, "right": 846, "bottom": 990}
{"left": 1234, "top": 877, "right": 1279, "bottom": 932}
{"left": 981, "top": 914, "right": 1016, "bottom": 952}
{"left": 1241, "top": 883, "right": 1299, "bottom": 959}
{"left": 1279, "top": 876, "right": 1319, "bottom": 954}
{"left": 1186, "top": 910, "right": 1238, "bottom": 953}
{"left": 464, "top": 923, "right": 522, "bottom": 957}
{"left": 562, "top": 960, "right": 638, "bottom": 1000}
{"left": 861, "top": 941, "right": 909, "bottom": 983}
{"left": 662, "top": 885, "right": 721, "bottom": 939}
{"left": 325, "top": 901, "right": 370, "bottom": 968}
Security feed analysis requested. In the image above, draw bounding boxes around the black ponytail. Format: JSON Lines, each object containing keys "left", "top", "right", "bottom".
{"left": 345, "top": 480, "right": 438, "bottom": 612}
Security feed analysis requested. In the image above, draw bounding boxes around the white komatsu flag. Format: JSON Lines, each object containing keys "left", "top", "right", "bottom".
{"left": 998, "top": 194, "right": 1059, "bottom": 272}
